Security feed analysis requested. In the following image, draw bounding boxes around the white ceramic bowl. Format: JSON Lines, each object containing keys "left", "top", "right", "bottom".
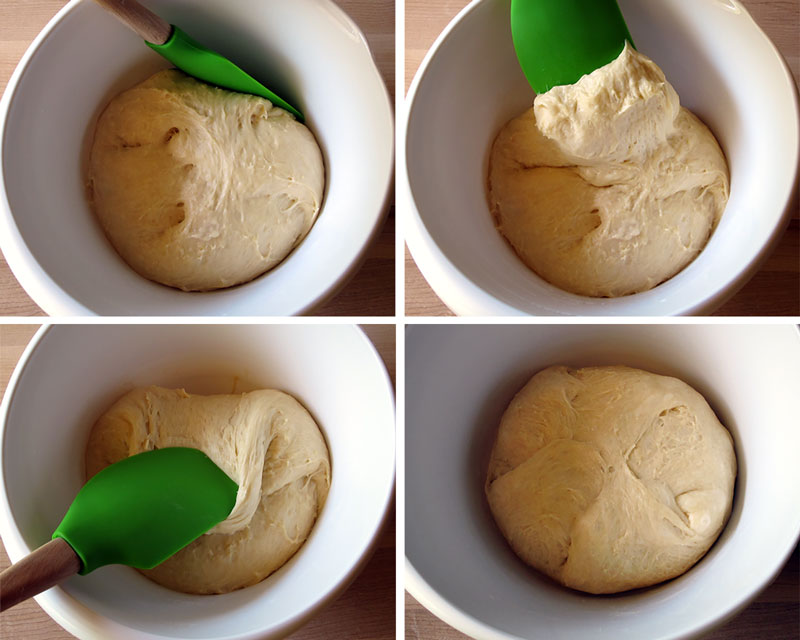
{"left": 403, "top": 0, "right": 799, "bottom": 316}
{"left": 0, "top": 0, "right": 393, "bottom": 316}
{"left": 406, "top": 324, "right": 800, "bottom": 639}
{"left": 0, "top": 324, "right": 395, "bottom": 639}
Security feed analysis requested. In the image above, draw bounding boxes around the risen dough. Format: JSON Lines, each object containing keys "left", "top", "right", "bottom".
{"left": 88, "top": 70, "right": 324, "bottom": 291}
{"left": 485, "top": 365, "right": 736, "bottom": 594}
{"left": 86, "top": 386, "right": 330, "bottom": 594}
{"left": 488, "top": 44, "right": 729, "bottom": 297}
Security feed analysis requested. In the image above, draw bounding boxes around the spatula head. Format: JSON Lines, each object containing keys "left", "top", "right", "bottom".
{"left": 511, "top": 0, "right": 634, "bottom": 94}
{"left": 146, "top": 26, "right": 304, "bottom": 121}
{"left": 53, "top": 448, "right": 237, "bottom": 575}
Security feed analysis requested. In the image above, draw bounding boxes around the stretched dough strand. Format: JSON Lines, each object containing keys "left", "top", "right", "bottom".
{"left": 86, "top": 386, "right": 330, "bottom": 594}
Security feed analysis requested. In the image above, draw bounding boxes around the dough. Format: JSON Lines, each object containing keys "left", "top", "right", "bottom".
{"left": 86, "top": 386, "right": 330, "bottom": 594}
{"left": 485, "top": 365, "right": 736, "bottom": 594}
{"left": 88, "top": 70, "right": 324, "bottom": 291}
{"left": 488, "top": 43, "right": 729, "bottom": 297}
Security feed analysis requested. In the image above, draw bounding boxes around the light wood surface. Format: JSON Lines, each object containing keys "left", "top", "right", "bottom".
{"left": 404, "top": 0, "right": 800, "bottom": 317}
{"left": 0, "top": 324, "right": 396, "bottom": 639}
{"left": 0, "top": 0, "right": 395, "bottom": 317}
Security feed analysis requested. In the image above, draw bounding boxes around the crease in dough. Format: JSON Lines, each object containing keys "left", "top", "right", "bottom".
{"left": 488, "top": 43, "right": 729, "bottom": 297}
{"left": 88, "top": 70, "right": 325, "bottom": 292}
{"left": 485, "top": 365, "right": 736, "bottom": 594}
{"left": 86, "top": 386, "right": 331, "bottom": 594}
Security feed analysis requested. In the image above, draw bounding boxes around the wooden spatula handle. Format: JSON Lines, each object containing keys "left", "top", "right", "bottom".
{"left": 0, "top": 538, "right": 81, "bottom": 612}
{"left": 92, "top": 0, "right": 172, "bottom": 45}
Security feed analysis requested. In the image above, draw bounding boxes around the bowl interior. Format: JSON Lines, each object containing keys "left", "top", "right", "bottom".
{"left": 1, "top": 325, "right": 395, "bottom": 639}
{"left": 406, "top": 325, "right": 800, "bottom": 639}
{"left": 405, "top": 0, "right": 798, "bottom": 316}
{"left": 1, "top": 0, "right": 392, "bottom": 316}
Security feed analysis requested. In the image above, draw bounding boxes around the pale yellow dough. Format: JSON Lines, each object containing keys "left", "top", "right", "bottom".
{"left": 86, "top": 386, "right": 330, "bottom": 594}
{"left": 488, "top": 44, "right": 729, "bottom": 297}
{"left": 89, "top": 70, "right": 324, "bottom": 291}
{"left": 485, "top": 365, "right": 736, "bottom": 594}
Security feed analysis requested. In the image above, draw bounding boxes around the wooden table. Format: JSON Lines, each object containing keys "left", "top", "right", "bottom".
{"left": 405, "top": 0, "right": 800, "bottom": 316}
{"left": 0, "top": 324, "right": 396, "bottom": 640}
{"left": 0, "top": 0, "right": 395, "bottom": 317}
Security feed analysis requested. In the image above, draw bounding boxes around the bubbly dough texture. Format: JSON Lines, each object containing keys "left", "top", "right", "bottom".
{"left": 488, "top": 44, "right": 729, "bottom": 297}
{"left": 485, "top": 365, "right": 736, "bottom": 594}
{"left": 89, "top": 70, "right": 324, "bottom": 291}
{"left": 86, "top": 386, "right": 330, "bottom": 594}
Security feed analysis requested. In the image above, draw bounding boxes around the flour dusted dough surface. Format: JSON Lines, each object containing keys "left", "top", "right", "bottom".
{"left": 485, "top": 365, "right": 736, "bottom": 594}
{"left": 86, "top": 386, "right": 330, "bottom": 594}
{"left": 89, "top": 70, "right": 324, "bottom": 291}
{"left": 488, "top": 44, "right": 729, "bottom": 297}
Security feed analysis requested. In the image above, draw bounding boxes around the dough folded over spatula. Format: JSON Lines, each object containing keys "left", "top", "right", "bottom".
{"left": 87, "top": 386, "right": 330, "bottom": 594}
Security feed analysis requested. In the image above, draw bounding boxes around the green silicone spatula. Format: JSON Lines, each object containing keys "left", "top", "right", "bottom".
{"left": 0, "top": 447, "right": 237, "bottom": 612}
{"left": 510, "top": 0, "right": 635, "bottom": 94}
{"left": 93, "top": 0, "right": 304, "bottom": 121}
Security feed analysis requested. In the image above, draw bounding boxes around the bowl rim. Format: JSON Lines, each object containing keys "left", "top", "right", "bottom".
{"left": 0, "top": 324, "right": 396, "bottom": 640}
{"left": 402, "top": 0, "right": 800, "bottom": 317}
{"left": 406, "top": 546, "right": 800, "bottom": 640}
{"left": 0, "top": 0, "right": 394, "bottom": 317}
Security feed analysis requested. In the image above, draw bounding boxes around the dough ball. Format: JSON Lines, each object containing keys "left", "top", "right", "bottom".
{"left": 88, "top": 70, "right": 324, "bottom": 291}
{"left": 485, "top": 365, "right": 736, "bottom": 594}
{"left": 86, "top": 386, "right": 330, "bottom": 594}
{"left": 488, "top": 44, "right": 729, "bottom": 297}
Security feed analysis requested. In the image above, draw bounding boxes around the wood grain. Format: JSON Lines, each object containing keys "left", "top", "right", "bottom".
{"left": 404, "top": 0, "right": 800, "bottom": 317}
{"left": 0, "top": 324, "right": 396, "bottom": 639}
{"left": 92, "top": 0, "right": 172, "bottom": 44}
{"left": 0, "top": 539, "right": 82, "bottom": 613}
{"left": 0, "top": 0, "right": 395, "bottom": 317}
